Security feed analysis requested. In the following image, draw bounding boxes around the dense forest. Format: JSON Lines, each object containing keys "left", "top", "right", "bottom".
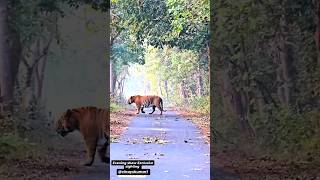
{"left": 0, "top": 0, "right": 319, "bottom": 178}
{"left": 110, "top": 0, "right": 210, "bottom": 114}
{"left": 212, "top": 0, "right": 320, "bottom": 164}
{"left": 110, "top": 0, "right": 320, "bottom": 175}
{"left": 0, "top": 0, "right": 109, "bottom": 170}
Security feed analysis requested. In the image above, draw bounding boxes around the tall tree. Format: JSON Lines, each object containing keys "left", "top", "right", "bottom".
{"left": 0, "top": 0, "right": 13, "bottom": 110}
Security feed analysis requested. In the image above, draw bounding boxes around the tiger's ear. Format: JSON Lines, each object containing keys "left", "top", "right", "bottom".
{"left": 65, "top": 109, "right": 72, "bottom": 118}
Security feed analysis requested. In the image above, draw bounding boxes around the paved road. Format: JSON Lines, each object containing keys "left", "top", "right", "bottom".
{"left": 110, "top": 110, "right": 210, "bottom": 180}
{"left": 64, "top": 110, "right": 239, "bottom": 180}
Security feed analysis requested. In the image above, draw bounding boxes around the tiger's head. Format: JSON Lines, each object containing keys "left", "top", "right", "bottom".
{"left": 127, "top": 96, "right": 135, "bottom": 104}
{"left": 56, "top": 109, "right": 77, "bottom": 137}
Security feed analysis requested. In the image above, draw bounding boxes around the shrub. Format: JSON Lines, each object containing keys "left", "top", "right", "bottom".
{"left": 0, "top": 133, "right": 34, "bottom": 158}
{"left": 189, "top": 96, "right": 210, "bottom": 114}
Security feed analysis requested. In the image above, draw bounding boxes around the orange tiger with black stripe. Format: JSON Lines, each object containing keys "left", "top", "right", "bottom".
{"left": 127, "top": 95, "right": 165, "bottom": 115}
{"left": 55, "top": 106, "right": 109, "bottom": 166}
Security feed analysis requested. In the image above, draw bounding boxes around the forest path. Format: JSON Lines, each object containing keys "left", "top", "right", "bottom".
{"left": 60, "top": 109, "right": 239, "bottom": 180}
{"left": 110, "top": 110, "right": 210, "bottom": 180}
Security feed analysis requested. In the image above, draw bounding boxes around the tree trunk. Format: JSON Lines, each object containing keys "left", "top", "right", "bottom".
{"left": 315, "top": 0, "right": 320, "bottom": 66}
{"left": 164, "top": 80, "right": 169, "bottom": 100}
{"left": 120, "top": 80, "right": 124, "bottom": 98}
{"left": 179, "top": 81, "right": 187, "bottom": 104}
{"left": 21, "top": 67, "right": 33, "bottom": 110}
{"left": 277, "top": 7, "right": 294, "bottom": 108}
{"left": 217, "top": 57, "right": 255, "bottom": 139}
{"left": 206, "top": 41, "right": 210, "bottom": 86}
{"left": 8, "top": 32, "right": 22, "bottom": 96}
{"left": 255, "top": 90, "right": 265, "bottom": 117}
{"left": 36, "top": 35, "right": 52, "bottom": 99}
{"left": 110, "top": 61, "right": 117, "bottom": 97}
{"left": 216, "top": 69, "right": 236, "bottom": 118}
{"left": 233, "top": 91, "right": 255, "bottom": 138}
{"left": 158, "top": 79, "right": 163, "bottom": 96}
{"left": 196, "top": 66, "right": 204, "bottom": 96}
{"left": 21, "top": 36, "right": 51, "bottom": 109}
{"left": 110, "top": 60, "right": 113, "bottom": 95}
{"left": 0, "top": 1, "right": 13, "bottom": 111}
{"left": 0, "top": 84, "right": 3, "bottom": 117}
{"left": 35, "top": 52, "right": 48, "bottom": 99}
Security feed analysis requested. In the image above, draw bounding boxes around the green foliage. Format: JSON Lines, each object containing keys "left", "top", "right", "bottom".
{"left": 3, "top": 1, "right": 108, "bottom": 137}
{"left": 166, "top": 0, "right": 209, "bottom": 50}
{"left": 252, "top": 108, "right": 314, "bottom": 152}
{"left": 110, "top": 102, "right": 122, "bottom": 112}
{"left": 111, "top": 0, "right": 210, "bottom": 104}
{"left": 7, "top": 0, "right": 109, "bottom": 49}
{"left": 111, "top": 43, "right": 145, "bottom": 76}
{"left": 112, "top": 0, "right": 209, "bottom": 51}
{"left": 212, "top": 0, "right": 320, "bottom": 159}
{"left": 0, "top": 133, "right": 34, "bottom": 158}
{"left": 189, "top": 96, "right": 210, "bottom": 114}
{"left": 139, "top": 45, "right": 209, "bottom": 110}
{"left": 64, "top": 0, "right": 110, "bottom": 11}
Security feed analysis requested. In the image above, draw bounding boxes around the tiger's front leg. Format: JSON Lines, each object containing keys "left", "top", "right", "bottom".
{"left": 141, "top": 107, "right": 145, "bottom": 113}
{"left": 82, "top": 137, "right": 98, "bottom": 166}
{"left": 136, "top": 105, "right": 141, "bottom": 114}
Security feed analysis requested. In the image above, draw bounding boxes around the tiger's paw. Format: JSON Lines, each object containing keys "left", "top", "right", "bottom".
{"left": 101, "top": 156, "right": 110, "bottom": 164}
{"left": 82, "top": 159, "right": 94, "bottom": 166}
{"left": 82, "top": 162, "right": 93, "bottom": 166}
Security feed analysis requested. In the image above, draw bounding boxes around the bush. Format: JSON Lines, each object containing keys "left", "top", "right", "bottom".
{"left": 0, "top": 133, "right": 34, "bottom": 158}
{"left": 110, "top": 102, "right": 122, "bottom": 112}
{"left": 189, "top": 96, "right": 210, "bottom": 114}
{"left": 251, "top": 107, "right": 319, "bottom": 155}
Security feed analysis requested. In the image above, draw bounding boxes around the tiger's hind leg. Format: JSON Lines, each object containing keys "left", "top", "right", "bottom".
{"left": 98, "top": 138, "right": 110, "bottom": 164}
{"left": 149, "top": 106, "right": 156, "bottom": 114}
{"left": 157, "top": 105, "right": 163, "bottom": 115}
{"left": 141, "top": 107, "right": 145, "bottom": 113}
{"left": 158, "top": 99, "right": 164, "bottom": 115}
{"left": 83, "top": 137, "right": 98, "bottom": 166}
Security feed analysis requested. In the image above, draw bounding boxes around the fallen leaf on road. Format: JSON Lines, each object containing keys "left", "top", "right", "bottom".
{"left": 156, "top": 139, "right": 169, "bottom": 144}
{"left": 110, "top": 137, "right": 119, "bottom": 143}
{"left": 127, "top": 153, "right": 134, "bottom": 156}
{"left": 192, "top": 168, "right": 202, "bottom": 171}
{"left": 143, "top": 137, "right": 153, "bottom": 144}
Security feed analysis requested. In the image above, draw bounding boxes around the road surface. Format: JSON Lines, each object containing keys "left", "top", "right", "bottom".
{"left": 111, "top": 110, "right": 210, "bottom": 180}
{"left": 64, "top": 110, "right": 239, "bottom": 180}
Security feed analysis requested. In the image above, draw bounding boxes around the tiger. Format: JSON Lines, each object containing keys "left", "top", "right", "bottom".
{"left": 127, "top": 95, "right": 165, "bottom": 115}
{"left": 55, "top": 106, "right": 109, "bottom": 166}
